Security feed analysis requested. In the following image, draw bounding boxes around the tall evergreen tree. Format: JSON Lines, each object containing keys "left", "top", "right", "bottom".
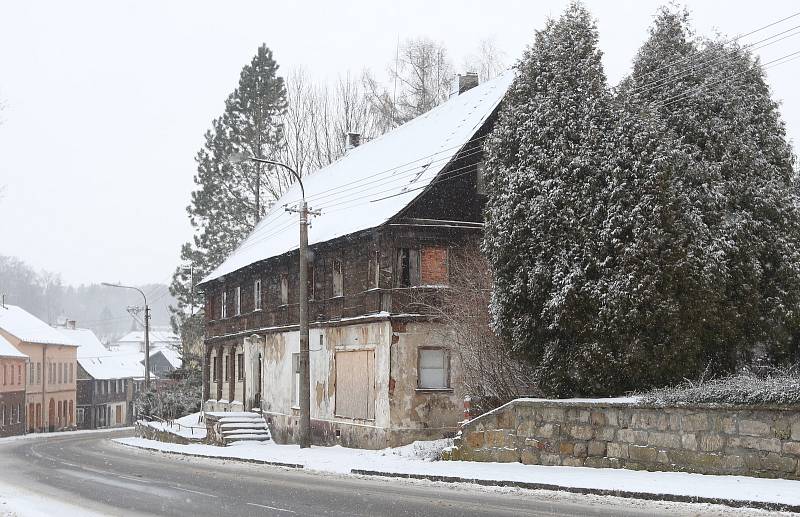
{"left": 624, "top": 8, "right": 800, "bottom": 367}
{"left": 170, "top": 45, "right": 288, "bottom": 336}
{"left": 483, "top": 3, "right": 616, "bottom": 395}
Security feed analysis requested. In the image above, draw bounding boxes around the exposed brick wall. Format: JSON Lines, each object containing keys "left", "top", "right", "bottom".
{"left": 444, "top": 399, "right": 800, "bottom": 480}
{"left": 421, "top": 247, "right": 448, "bottom": 285}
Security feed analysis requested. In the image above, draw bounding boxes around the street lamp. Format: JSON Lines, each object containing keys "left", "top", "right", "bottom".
{"left": 102, "top": 282, "right": 151, "bottom": 389}
{"left": 229, "top": 151, "right": 316, "bottom": 449}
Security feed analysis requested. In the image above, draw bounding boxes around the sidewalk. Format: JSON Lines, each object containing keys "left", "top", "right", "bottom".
{"left": 115, "top": 436, "right": 800, "bottom": 513}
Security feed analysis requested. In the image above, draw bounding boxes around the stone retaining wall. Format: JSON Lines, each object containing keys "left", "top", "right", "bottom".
{"left": 135, "top": 421, "right": 199, "bottom": 445}
{"left": 443, "top": 398, "right": 800, "bottom": 480}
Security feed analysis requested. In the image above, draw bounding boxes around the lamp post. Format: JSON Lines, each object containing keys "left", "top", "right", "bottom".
{"left": 102, "top": 282, "right": 150, "bottom": 389}
{"left": 229, "top": 152, "right": 316, "bottom": 448}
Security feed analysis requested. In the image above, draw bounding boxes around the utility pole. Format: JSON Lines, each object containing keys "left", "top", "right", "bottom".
{"left": 102, "top": 282, "right": 151, "bottom": 389}
{"left": 229, "top": 151, "right": 318, "bottom": 448}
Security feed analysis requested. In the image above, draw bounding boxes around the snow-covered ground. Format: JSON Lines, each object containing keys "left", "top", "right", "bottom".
{"left": 0, "top": 426, "right": 133, "bottom": 445}
{"left": 115, "top": 435, "right": 800, "bottom": 509}
{"left": 0, "top": 482, "right": 105, "bottom": 517}
{"left": 138, "top": 412, "right": 207, "bottom": 440}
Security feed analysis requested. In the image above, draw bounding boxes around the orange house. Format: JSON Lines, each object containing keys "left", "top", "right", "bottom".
{"left": 0, "top": 305, "right": 78, "bottom": 432}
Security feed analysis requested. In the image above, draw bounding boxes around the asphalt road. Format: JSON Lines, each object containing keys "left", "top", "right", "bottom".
{"left": 0, "top": 430, "right": 738, "bottom": 517}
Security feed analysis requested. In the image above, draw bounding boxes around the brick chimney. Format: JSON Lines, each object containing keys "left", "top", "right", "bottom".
{"left": 345, "top": 132, "right": 361, "bottom": 152}
{"left": 66, "top": 319, "right": 76, "bottom": 330}
{"left": 449, "top": 72, "right": 479, "bottom": 98}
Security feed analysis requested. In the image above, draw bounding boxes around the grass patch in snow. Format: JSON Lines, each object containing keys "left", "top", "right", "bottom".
{"left": 639, "top": 366, "right": 800, "bottom": 406}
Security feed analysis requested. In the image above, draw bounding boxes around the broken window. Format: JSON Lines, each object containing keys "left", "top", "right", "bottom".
{"left": 333, "top": 259, "right": 343, "bottom": 297}
{"left": 397, "top": 248, "right": 420, "bottom": 287}
{"left": 368, "top": 250, "right": 380, "bottom": 289}
{"left": 291, "top": 353, "right": 300, "bottom": 408}
{"left": 280, "top": 273, "right": 289, "bottom": 305}
{"left": 418, "top": 348, "right": 450, "bottom": 389}
{"left": 334, "top": 350, "right": 375, "bottom": 420}
{"left": 254, "top": 278, "right": 262, "bottom": 310}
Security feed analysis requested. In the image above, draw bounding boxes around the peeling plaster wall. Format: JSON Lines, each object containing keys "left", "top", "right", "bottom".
{"left": 387, "top": 321, "right": 464, "bottom": 447}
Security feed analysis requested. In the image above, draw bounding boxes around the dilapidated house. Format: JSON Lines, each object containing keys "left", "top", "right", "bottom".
{"left": 198, "top": 71, "right": 513, "bottom": 448}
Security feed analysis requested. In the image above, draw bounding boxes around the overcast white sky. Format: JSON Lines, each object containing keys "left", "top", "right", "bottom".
{"left": 1, "top": 0, "right": 799, "bottom": 286}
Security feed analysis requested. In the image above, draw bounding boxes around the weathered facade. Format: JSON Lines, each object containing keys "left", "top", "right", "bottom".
{"left": 0, "top": 335, "right": 27, "bottom": 437}
{"left": 0, "top": 305, "right": 78, "bottom": 433}
{"left": 199, "top": 72, "right": 514, "bottom": 448}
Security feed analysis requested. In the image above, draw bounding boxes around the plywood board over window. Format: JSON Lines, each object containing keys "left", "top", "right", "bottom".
{"left": 334, "top": 350, "right": 375, "bottom": 420}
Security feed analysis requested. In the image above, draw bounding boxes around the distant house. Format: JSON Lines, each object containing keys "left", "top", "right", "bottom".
{"left": 146, "top": 348, "right": 182, "bottom": 379}
{"left": 57, "top": 323, "right": 147, "bottom": 429}
{"left": 197, "top": 72, "right": 513, "bottom": 448}
{"left": 0, "top": 334, "right": 27, "bottom": 437}
{"left": 110, "top": 330, "right": 180, "bottom": 354}
{"left": 0, "top": 305, "right": 78, "bottom": 432}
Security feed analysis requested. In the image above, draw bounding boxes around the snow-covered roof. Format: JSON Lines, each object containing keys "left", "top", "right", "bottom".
{"left": 57, "top": 327, "right": 108, "bottom": 358}
{"left": 200, "top": 70, "right": 515, "bottom": 285}
{"left": 78, "top": 352, "right": 149, "bottom": 380}
{"left": 0, "top": 334, "right": 26, "bottom": 359}
{"left": 0, "top": 305, "right": 77, "bottom": 346}
{"left": 150, "top": 348, "right": 182, "bottom": 369}
{"left": 116, "top": 330, "right": 180, "bottom": 344}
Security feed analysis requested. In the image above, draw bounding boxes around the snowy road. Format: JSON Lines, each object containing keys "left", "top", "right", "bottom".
{"left": 0, "top": 430, "right": 772, "bottom": 516}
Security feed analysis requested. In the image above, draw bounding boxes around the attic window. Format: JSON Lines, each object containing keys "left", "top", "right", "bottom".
{"left": 368, "top": 250, "right": 380, "bottom": 289}
{"left": 221, "top": 289, "right": 228, "bottom": 319}
{"left": 235, "top": 286, "right": 242, "bottom": 316}
{"left": 397, "top": 248, "right": 420, "bottom": 287}
{"left": 280, "top": 273, "right": 289, "bottom": 305}
{"left": 333, "top": 260, "right": 343, "bottom": 297}
{"left": 254, "top": 279, "right": 262, "bottom": 311}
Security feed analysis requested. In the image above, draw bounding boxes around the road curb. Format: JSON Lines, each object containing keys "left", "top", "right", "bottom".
{"left": 349, "top": 469, "right": 800, "bottom": 514}
{"left": 115, "top": 441, "right": 304, "bottom": 469}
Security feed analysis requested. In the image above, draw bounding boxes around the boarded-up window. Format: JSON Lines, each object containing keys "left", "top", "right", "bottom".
{"left": 418, "top": 348, "right": 450, "bottom": 389}
{"left": 421, "top": 247, "right": 448, "bottom": 285}
{"left": 280, "top": 273, "right": 289, "bottom": 305}
{"left": 397, "top": 248, "right": 420, "bottom": 287}
{"left": 368, "top": 251, "right": 380, "bottom": 289}
{"left": 333, "top": 260, "right": 343, "bottom": 297}
{"left": 334, "top": 350, "right": 375, "bottom": 420}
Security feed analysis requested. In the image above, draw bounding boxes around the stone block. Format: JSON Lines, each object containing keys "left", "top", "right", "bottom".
{"left": 521, "top": 448, "right": 541, "bottom": 465}
{"left": 739, "top": 419, "right": 771, "bottom": 437}
{"left": 631, "top": 411, "right": 669, "bottom": 431}
{"left": 604, "top": 409, "right": 619, "bottom": 427}
{"left": 720, "top": 417, "right": 737, "bottom": 435}
{"left": 698, "top": 433, "right": 725, "bottom": 452}
{"left": 573, "top": 442, "right": 588, "bottom": 458}
{"left": 657, "top": 450, "right": 670, "bottom": 464}
{"left": 590, "top": 411, "right": 606, "bottom": 427}
{"left": 464, "top": 431, "right": 484, "bottom": 449}
{"left": 525, "top": 437, "right": 545, "bottom": 450}
{"left": 668, "top": 412, "right": 682, "bottom": 431}
{"left": 606, "top": 442, "right": 629, "bottom": 459}
{"left": 540, "top": 453, "right": 562, "bottom": 466}
{"left": 681, "top": 413, "right": 710, "bottom": 432}
{"left": 647, "top": 431, "right": 682, "bottom": 449}
{"left": 486, "top": 430, "right": 510, "bottom": 448}
{"left": 682, "top": 433, "right": 698, "bottom": 451}
{"left": 588, "top": 441, "right": 607, "bottom": 457}
{"left": 628, "top": 445, "right": 658, "bottom": 463}
{"left": 761, "top": 453, "right": 797, "bottom": 473}
{"left": 774, "top": 419, "right": 791, "bottom": 440}
{"left": 559, "top": 442, "right": 575, "bottom": 455}
{"left": 783, "top": 442, "right": 800, "bottom": 456}
{"left": 791, "top": 420, "right": 800, "bottom": 441}
{"left": 616, "top": 428, "right": 648, "bottom": 445}
{"left": 534, "top": 423, "right": 558, "bottom": 439}
{"left": 569, "top": 425, "right": 595, "bottom": 441}
{"left": 495, "top": 448, "right": 520, "bottom": 463}
{"left": 496, "top": 410, "right": 514, "bottom": 429}
{"left": 541, "top": 408, "right": 566, "bottom": 423}
{"left": 584, "top": 457, "right": 618, "bottom": 469}
{"left": 595, "top": 427, "right": 616, "bottom": 441}
{"left": 728, "top": 436, "right": 782, "bottom": 453}
{"left": 566, "top": 409, "right": 590, "bottom": 423}
{"left": 562, "top": 457, "right": 585, "bottom": 467}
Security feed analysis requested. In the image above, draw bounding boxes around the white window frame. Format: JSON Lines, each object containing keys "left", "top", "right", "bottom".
{"left": 417, "top": 347, "right": 450, "bottom": 390}
{"left": 221, "top": 289, "right": 228, "bottom": 319}
{"left": 235, "top": 286, "right": 241, "bottom": 316}
{"left": 254, "top": 278, "right": 262, "bottom": 311}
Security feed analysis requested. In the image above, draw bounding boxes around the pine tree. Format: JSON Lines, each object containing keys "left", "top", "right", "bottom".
{"left": 483, "top": 3, "right": 616, "bottom": 395}
{"left": 624, "top": 8, "right": 800, "bottom": 369}
{"left": 170, "top": 45, "right": 288, "bottom": 336}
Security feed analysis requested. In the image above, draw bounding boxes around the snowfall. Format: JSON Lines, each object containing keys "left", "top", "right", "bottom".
{"left": 112, "top": 414, "right": 800, "bottom": 512}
